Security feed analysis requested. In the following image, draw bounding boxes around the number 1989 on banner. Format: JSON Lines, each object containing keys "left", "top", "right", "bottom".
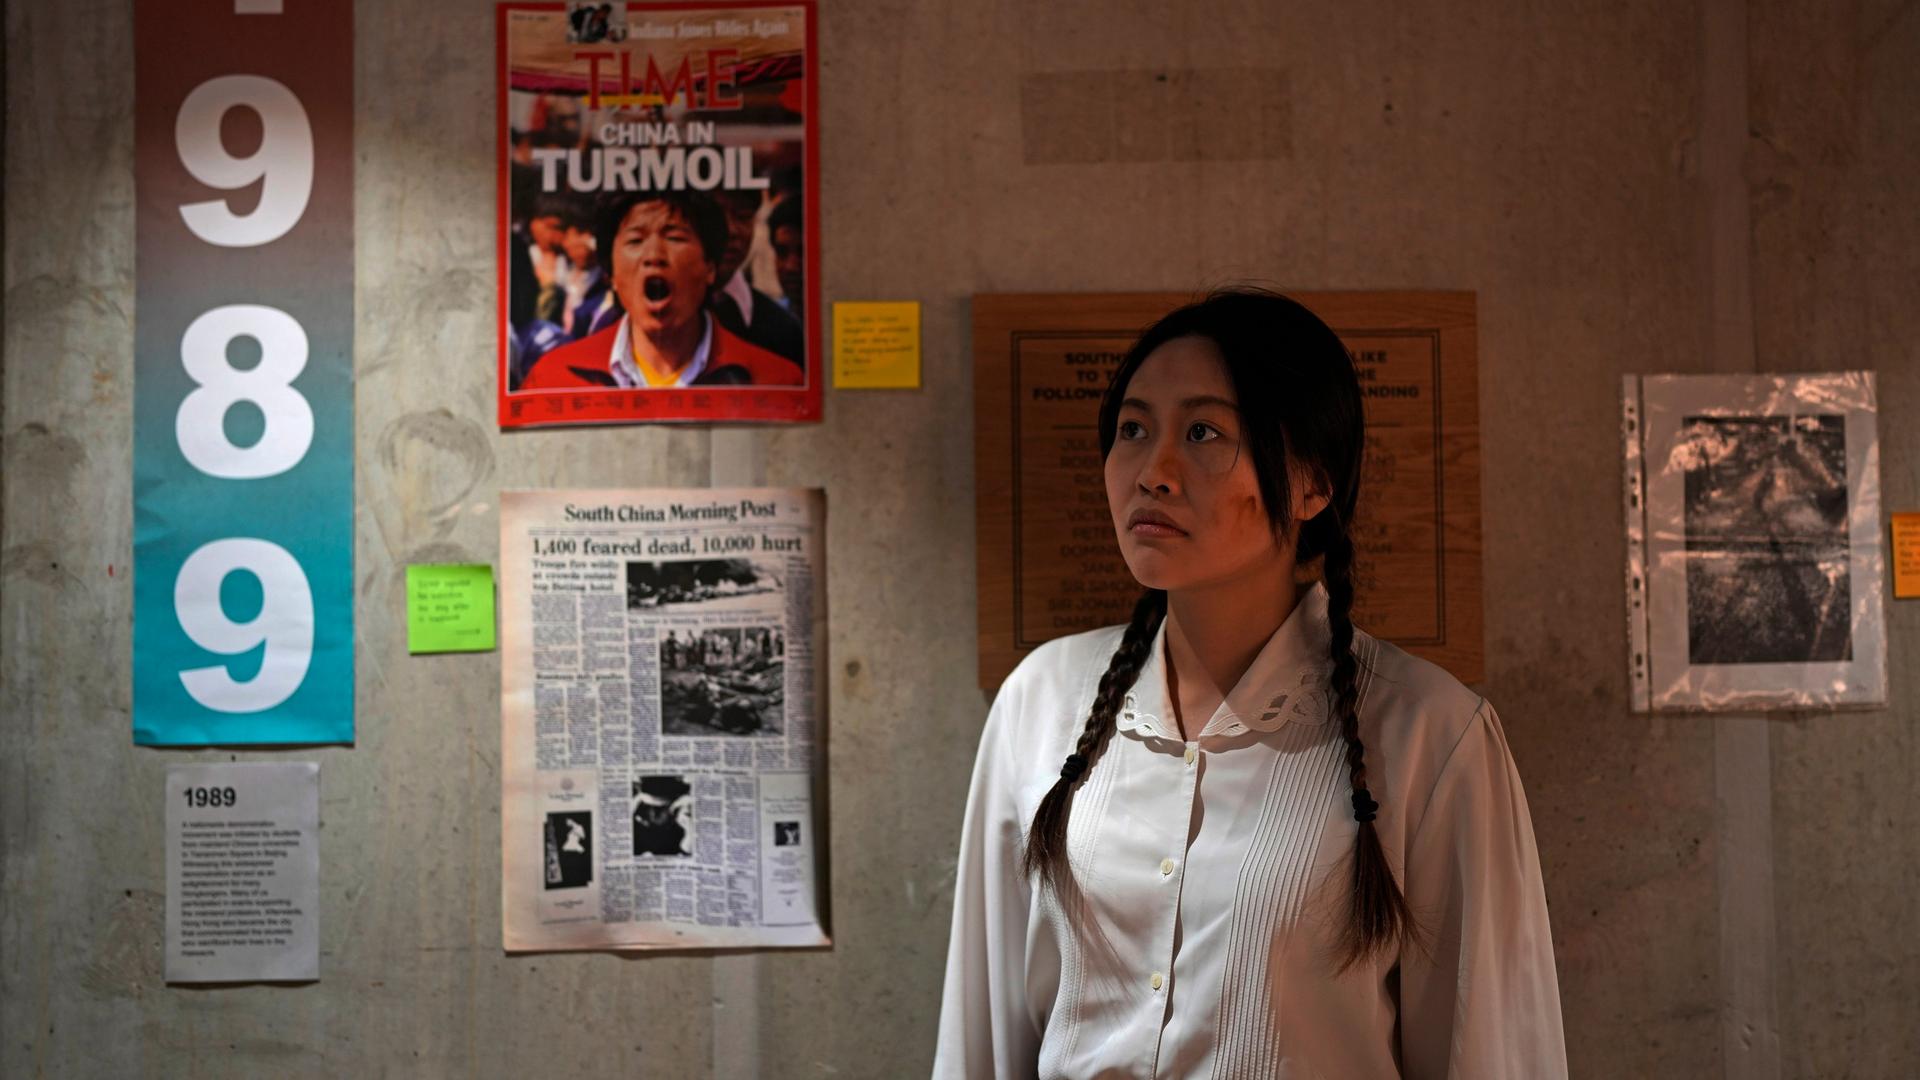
{"left": 133, "top": 2, "right": 353, "bottom": 746}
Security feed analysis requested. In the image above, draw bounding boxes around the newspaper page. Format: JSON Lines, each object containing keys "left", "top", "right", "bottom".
{"left": 501, "top": 488, "right": 828, "bottom": 951}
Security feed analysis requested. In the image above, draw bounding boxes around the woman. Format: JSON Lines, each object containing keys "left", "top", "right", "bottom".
{"left": 934, "top": 290, "right": 1566, "bottom": 1077}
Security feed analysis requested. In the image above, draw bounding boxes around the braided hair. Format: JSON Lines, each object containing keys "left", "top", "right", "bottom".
{"left": 1024, "top": 288, "right": 1412, "bottom": 970}
{"left": 1023, "top": 588, "right": 1167, "bottom": 892}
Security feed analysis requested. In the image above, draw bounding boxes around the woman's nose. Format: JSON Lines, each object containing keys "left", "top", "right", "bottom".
{"left": 1136, "top": 439, "right": 1181, "bottom": 495}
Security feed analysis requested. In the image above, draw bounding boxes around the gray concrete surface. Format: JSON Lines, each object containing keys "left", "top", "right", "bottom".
{"left": 3, "top": 0, "right": 1915, "bottom": 1076}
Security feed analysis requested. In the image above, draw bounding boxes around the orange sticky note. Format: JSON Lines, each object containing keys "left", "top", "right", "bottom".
{"left": 1893, "top": 513, "right": 1920, "bottom": 599}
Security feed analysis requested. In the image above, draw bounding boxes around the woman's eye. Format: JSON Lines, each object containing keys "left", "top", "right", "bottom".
{"left": 1118, "top": 420, "right": 1146, "bottom": 439}
{"left": 1187, "top": 422, "right": 1220, "bottom": 442}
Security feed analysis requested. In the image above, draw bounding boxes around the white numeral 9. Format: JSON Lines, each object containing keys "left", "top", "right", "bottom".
{"left": 176, "top": 539, "right": 314, "bottom": 713}
{"left": 175, "top": 75, "right": 314, "bottom": 247}
{"left": 177, "top": 304, "right": 313, "bottom": 478}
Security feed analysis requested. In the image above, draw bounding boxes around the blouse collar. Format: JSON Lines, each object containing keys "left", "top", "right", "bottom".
{"left": 1116, "top": 581, "right": 1336, "bottom": 742}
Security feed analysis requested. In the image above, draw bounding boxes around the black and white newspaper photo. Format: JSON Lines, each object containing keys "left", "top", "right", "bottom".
{"left": 500, "top": 488, "right": 828, "bottom": 950}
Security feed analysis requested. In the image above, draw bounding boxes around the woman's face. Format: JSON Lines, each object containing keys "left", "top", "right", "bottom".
{"left": 1104, "top": 335, "right": 1324, "bottom": 593}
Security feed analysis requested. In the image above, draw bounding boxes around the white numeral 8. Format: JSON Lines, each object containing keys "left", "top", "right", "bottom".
{"left": 175, "top": 539, "right": 315, "bottom": 713}
{"left": 176, "top": 304, "right": 313, "bottom": 478}
{"left": 175, "top": 75, "right": 314, "bottom": 247}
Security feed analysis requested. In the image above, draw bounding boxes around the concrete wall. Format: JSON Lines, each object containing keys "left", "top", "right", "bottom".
{"left": 3, "top": 0, "right": 1915, "bottom": 1076}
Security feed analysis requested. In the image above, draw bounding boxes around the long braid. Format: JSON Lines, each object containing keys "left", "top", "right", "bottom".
{"left": 1024, "top": 588, "right": 1168, "bottom": 893}
{"left": 1322, "top": 518, "right": 1415, "bottom": 969}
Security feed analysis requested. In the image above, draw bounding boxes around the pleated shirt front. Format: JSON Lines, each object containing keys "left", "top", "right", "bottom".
{"left": 933, "top": 583, "right": 1568, "bottom": 1079}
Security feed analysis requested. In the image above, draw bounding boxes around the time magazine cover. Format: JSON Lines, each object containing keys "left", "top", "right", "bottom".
{"left": 498, "top": 3, "right": 818, "bottom": 426}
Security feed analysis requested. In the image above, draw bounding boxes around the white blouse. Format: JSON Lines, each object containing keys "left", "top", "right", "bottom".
{"left": 933, "top": 583, "right": 1568, "bottom": 1078}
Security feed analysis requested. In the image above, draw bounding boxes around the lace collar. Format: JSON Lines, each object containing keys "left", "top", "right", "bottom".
{"left": 1114, "top": 582, "right": 1336, "bottom": 742}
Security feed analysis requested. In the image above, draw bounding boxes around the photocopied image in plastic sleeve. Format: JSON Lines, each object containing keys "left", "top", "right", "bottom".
{"left": 1622, "top": 371, "right": 1885, "bottom": 711}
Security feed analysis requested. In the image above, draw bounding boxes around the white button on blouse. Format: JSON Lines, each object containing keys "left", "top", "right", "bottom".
{"left": 933, "top": 582, "right": 1568, "bottom": 1079}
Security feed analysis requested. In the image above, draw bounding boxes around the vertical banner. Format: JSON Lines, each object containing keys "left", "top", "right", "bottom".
{"left": 133, "top": 2, "right": 355, "bottom": 745}
{"left": 498, "top": 3, "right": 820, "bottom": 427}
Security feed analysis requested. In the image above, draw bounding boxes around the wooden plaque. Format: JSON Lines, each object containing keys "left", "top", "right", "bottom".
{"left": 974, "top": 291, "right": 1482, "bottom": 687}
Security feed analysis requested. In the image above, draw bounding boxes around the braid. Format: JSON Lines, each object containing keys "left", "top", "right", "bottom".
{"left": 1325, "top": 525, "right": 1367, "bottom": 791}
{"left": 1322, "top": 520, "right": 1415, "bottom": 970}
{"left": 1024, "top": 589, "right": 1168, "bottom": 893}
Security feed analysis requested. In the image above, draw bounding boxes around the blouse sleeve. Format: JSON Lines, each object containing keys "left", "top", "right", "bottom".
{"left": 1397, "top": 700, "right": 1569, "bottom": 1078}
{"left": 931, "top": 678, "right": 1040, "bottom": 1079}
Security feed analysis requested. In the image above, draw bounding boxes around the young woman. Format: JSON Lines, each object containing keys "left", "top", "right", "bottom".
{"left": 934, "top": 291, "right": 1567, "bottom": 1078}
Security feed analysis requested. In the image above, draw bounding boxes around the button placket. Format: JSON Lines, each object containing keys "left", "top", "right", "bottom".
{"left": 1144, "top": 734, "right": 1199, "bottom": 1076}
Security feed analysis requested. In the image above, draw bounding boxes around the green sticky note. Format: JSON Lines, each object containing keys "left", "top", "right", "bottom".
{"left": 406, "top": 564, "right": 497, "bottom": 654}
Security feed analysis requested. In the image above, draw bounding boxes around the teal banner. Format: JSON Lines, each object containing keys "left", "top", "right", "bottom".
{"left": 133, "top": 1, "right": 354, "bottom": 745}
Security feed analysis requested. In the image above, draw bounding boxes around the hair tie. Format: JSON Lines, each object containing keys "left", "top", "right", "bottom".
{"left": 1059, "top": 753, "right": 1088, "bottom": 783}
{"left": 1351, "top": 788, "right": 1379, "bottom": 823}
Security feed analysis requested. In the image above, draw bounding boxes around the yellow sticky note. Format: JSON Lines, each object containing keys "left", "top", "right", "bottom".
{"left": 407, "top": 564, "right": 497, "bottom": 654}
{"left": 833, "top": 301, "right": 921, "bottom": 389}
{"left": 1893, "top": 513, "right": 1920, "bottom": 599}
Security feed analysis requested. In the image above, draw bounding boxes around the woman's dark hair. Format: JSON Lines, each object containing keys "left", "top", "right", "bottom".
{"left": 1022, "top": 287, "right": 1412, "bottom": 970}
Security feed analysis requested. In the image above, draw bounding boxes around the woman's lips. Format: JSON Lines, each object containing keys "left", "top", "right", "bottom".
{"left": 1127, "top": 511, "right": 1187, "bottom": 538}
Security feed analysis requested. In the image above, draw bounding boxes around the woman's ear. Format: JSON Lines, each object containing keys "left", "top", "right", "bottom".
{"left": 1293, "top": 465, "right": 1333, "bottom": 523}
